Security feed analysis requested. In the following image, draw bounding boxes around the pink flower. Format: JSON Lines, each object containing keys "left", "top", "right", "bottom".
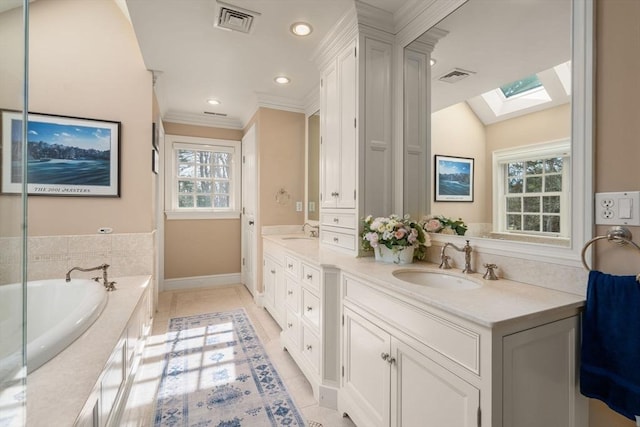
{"left": 425, "top": 219, "right": 443, "bottom": 232}
{"left": 394, "top": 229, "right": 406, "bottom": 239}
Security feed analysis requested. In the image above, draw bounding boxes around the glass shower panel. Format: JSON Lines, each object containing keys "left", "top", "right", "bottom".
{"left": 0, "top": 1, "right": 27, "bottom": 426}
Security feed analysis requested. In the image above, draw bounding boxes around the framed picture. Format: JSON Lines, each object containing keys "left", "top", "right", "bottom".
{"left": 434, "top": 155, "right": 474, "bottom": 202}
{"left": 1, "top": 111, "right": 120, "bottom": 196}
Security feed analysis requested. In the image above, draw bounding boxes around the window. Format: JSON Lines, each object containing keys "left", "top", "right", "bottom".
{"left": 165, "top": 135, "right": 240, "bottom": 220}
{"left": 493, "top": 140, "right": 570, "bottom": 237}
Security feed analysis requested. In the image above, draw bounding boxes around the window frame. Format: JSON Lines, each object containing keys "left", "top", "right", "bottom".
{"left": 492, "top": 139, "right": 571, "bottom": 238}
{"left": 164, "top": 134, "right": 241, "bottom": 220}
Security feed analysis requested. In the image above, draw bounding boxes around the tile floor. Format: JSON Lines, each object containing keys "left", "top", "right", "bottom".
{"left": 121, "top": 284, "right": 356, "bottom": 427}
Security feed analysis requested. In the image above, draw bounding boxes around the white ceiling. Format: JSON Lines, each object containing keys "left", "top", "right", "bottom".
{"left": 125, "top": 0, "right": 570, "bottom": 129}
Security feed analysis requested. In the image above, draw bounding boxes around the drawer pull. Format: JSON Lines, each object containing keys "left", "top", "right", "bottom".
{"left": 388, "top": 356, "right": 396, "bottom": 365}
{"left": 288, "top": 263, "right": 293, "bottom": 268}
{"left": 306, "top": 344, "right": 313, "bottom": 351}
{"left": 270, "top": 269, "right": 276, "bottom": 274}
{"left": 333, "top": 217, "right": 339, "bottom": 223}
{"left": 288, "top": 323, "right": 293, "bottom": 328}
{"left": 287, "top": 290, "right": 293, "bottom": 295}
{"left": 306, "top": 306, "right": 313, "bottom": 312}
{"left": 381, "top": 352, "right": 390, "bottom": 361}
{"left": 306, "top": 274, "right": 313, "bottom": 280}
{"left": 333, "top": 237, "right": 339, "bottom": 243}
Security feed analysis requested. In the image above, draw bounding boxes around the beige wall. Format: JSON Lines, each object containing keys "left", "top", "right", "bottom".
{"left": 431, "top": 102, "right": 488, "bottom": 223}
{"left": 162, "top": 122, "right": 243, "bottom": 279}
{"left": 0, "top": 0, "right": 154, "bottom": 237}
{"left": 591, "top": 0, "right": 640, "bottom": 425}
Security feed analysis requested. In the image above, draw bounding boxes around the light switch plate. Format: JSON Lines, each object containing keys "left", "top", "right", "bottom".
{"left": 594, "top": 191, "right": 640, "bottom": 225}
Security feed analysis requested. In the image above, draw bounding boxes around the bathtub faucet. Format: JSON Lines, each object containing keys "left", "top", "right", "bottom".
{"left": 65, "top": 263, "right": 116, "bottom": 291}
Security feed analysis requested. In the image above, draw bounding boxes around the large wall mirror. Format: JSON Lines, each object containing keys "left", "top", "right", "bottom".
{"left": 399, "top": 0, "right": 593, "bottom": 265}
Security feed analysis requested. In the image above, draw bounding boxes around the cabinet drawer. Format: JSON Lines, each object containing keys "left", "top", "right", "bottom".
{"left": 284, "top": 255, "right": 300, "bottom": 278}
{"left": 302, "top": 289, "right": 321, "bottom": 330}
{"left": 321, "top": 229, "right": 356, "bottom": 251}
{"left": 285, "top": 276, "right": 300, "bottom": 313}
{"left": 321, "top": 212, "right": 356, "bottom": 229}
{"left": 301, "top": 263, "right": 321, "bottom": 293}
{"left": 284, "top": 310, "right": 300, "bottom": 348}
{"left": 302, "top": 326, "right": 320, "bottom": 373}
{"left": 343, "top": 275, "right": 480, "bottom": 375}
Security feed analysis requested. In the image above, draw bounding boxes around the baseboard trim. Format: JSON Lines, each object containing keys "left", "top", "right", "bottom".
{"left": 162, "top": 273, "right": 242, "bottom": 291}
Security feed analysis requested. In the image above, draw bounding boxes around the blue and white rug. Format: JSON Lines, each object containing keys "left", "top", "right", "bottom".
{"left": 154, "top": 309, "right": 307, "bottom": 427}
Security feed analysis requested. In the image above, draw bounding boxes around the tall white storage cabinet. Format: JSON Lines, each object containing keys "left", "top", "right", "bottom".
{"left": 316, "top": 5, "right": 394, "bottom": 256}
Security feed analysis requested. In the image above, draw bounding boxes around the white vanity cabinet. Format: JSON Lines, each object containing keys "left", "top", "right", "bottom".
{"left": 317, "top": 14, "right": 394, "bottom": 255}
{"left": 339, "top": 273, "right": 583, "bottom": 427}
{"left": 262, "top": 241, "right": 286, "bottom": 328}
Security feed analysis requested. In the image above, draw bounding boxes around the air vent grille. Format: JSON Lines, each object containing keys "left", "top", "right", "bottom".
{"left": 204, "top": 111, "right": 228, "bottom": 117}
{"left": 438, "top": 68, "right": 476, "bottom": 84}
{"left": 216, "top": 3, "right": 258, "bottom": 34}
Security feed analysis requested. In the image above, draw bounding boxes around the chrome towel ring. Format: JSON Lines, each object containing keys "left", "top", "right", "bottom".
{"left": 581, "top": 226, "right": 640, "bottom": 271}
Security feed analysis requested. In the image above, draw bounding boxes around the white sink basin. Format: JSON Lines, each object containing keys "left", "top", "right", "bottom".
{"left": 392, "top": 269, "right": 481, "bottom": 290}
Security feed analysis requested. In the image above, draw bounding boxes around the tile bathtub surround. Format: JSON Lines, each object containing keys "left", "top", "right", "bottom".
{"left": 122, "top": 284, "right": 356, "bottom": 427}
{"left": 6, "top": 232, "right": 156, "bottom": 281}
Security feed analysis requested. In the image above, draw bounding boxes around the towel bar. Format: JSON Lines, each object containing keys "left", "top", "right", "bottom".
{"left": 581, "top": 226, "right": 640, "bottom": 280}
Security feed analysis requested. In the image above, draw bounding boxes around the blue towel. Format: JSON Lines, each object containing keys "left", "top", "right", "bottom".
{"left": 580, "top": 270, "right": 640, "bottom": 420}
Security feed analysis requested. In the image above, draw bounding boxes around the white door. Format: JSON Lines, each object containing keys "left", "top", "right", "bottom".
{"left": 391, "top": 337, "right": 480, "bottom": 427}
{"left": 342, "top": 307, "right": 391, "bottom": 427}
{"left": 337, "top": 40, "right": 357, "bottom": 209}
{"left": 320, "top": 61, "right": 339, "bottom": 209}
{"left": 241, "top": 125, "right": 257, "bottom": 295}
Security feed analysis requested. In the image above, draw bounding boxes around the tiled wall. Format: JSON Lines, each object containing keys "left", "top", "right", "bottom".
{"left": 0, "top": 232, "right": 155, "bottom": 285}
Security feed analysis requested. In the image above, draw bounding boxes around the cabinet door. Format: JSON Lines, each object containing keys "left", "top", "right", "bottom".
{"left": 337, "top": 40, "right": 357, "bottom": 209}
{"left": 343, "top": 308, "right": 391, "bottom": 427}
{"left": 391, "top": 338, "right": 480, "bottom": 427}
{"left": 263, "top": 256, "right": 276, "bottom": 310}
{"left": 320, "top": 60, "right": 340, "bottom": 209}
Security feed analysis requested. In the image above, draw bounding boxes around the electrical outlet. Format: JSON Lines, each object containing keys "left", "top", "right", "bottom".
{"left": 602, "top": 209, "right": 614, "bottom": 219}
{"left": 600, "top": 198, "right": 614, "bottom": 208}
{"left": 595, "top": 192, "right": 640, "bottom": 225}
{"left": 295, "top": 201, "right": 302, "bottom": 212}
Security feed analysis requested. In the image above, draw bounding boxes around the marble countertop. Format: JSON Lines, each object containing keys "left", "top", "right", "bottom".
{"left": 264, "top": 235, "right": 585, "bottom": 328}
{"left": 27, "top": 275, "right": 150, "bottom": 427}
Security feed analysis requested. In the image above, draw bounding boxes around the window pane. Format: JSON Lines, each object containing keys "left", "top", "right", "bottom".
{"left": 178, "top": 180, "right": 194, "bottom": 193}
{"left": 178, "top": 150, "right": 194, "bottom": 162}
{"left": 545, "top": 157, "right": 563, "bottom": 173}
{"left": 214, "top": 181, "right": 230, "bottom": 194}
{"left": 214, "top": 195, "right": 230, "bottom": 208}
{"left": 523, "top": 215, "right": 540, "bottom": 231}
{"left": 545, "top": 174, "right": 562, "bottom": 192}
{"left": 196, "top": 165, "right": 212, "bottom": 178}
{"left": 523, "top": 196, "right": 540, "bottom": 213}
{"left": 507, "top": 162, "right": 523, "bottom": 177}
{"left": 525, "top": 160, "right": 544, "bottom": 175}
{"left": 507, "top": 214, "right": 521, "bottom": 230}
{"left": 543, "top": 215, "right": 560, "bottom": 233}
{"left": 196, "top": 180, "right": 213, "bottom": 193}
{"left": 506, "top": 197, "right": 521, "bottom": 212}
{"left": 500, "top": 75, "right": 543, "bottom": 98}
{"left": 214, "top": 166, "right": 230, "bottom": 179}
{"left": 525, "top": 176, "right": 542, "bottom": 192}
{"left": 543, "top": 196, "right": 560, "bottom": 213}
{"left": 196, "top": 195, "right": 212, "bottom": 208}
{"left": 178, "top": 164, "right": 194, "bottom": 177}
{"left": 508, "top": 178, "right": 523, "bottom": 194}
{"left": 197, "top": 151, "right": 212, "bottom": 164}
{"left": 213, "top": 152, "right": 230, "bottom": 165}
{"left": 178, "top": 195, "right": 193, "bottom": 208}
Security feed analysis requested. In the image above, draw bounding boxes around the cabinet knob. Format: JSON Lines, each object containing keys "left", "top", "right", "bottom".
{"left": 270, "top": 269, "right": 276, "bottom": 274}
{"left": 306, "top": 306, "right": 313, "bottom": 312}
{"left": 333, "top": 237, "right": 339, "bottom": 243}
{"left": 333, "top": 217, "right": 339, "bottom": 223}
{"left": 288, "top": 263, "right": 293, "bottom": 268}
{"left": 388, "top": 356, "right": 396, "bottom": 365}
{"left": 381, "top": 352, "right": 390, "bottom": 361}
{"left": 306, "top": 274, "right": 313, "bottom": 280}
{"left": 306, "top": 344, "right": 313, "bottom": 351}
{"left": 288, "top": 323, "right": 293, "bottom": 328}
{"left": 287, "top": 290, "right": 293, "bottom": 295}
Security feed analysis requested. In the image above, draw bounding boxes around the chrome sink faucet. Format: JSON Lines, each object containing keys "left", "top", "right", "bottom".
{"left": 66, "top": 263, "right": 116, "bottom": 291}
{"left": 302, "top": 223, "right": 319, "bottom": 237}
{"left": 439, "top": 240, "right": 474, "bottom": 274}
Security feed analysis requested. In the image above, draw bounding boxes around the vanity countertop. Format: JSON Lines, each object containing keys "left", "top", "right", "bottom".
{"left": 27, "top": 275, "right": 150, "bottom": 427}
{"left": 264, "top": 234, "right": 585, "bottom": 328}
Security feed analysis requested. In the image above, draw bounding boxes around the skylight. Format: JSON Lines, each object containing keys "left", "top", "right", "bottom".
{"left": 500, "top": 75, "right": 543, "bottom": 98}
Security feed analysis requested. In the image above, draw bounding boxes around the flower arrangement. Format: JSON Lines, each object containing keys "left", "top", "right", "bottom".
{"left": 361, "top": 214, "right": 431, "bottom": 260}
{"left": 422, "top": 214, "right": 468, "bottom": 236}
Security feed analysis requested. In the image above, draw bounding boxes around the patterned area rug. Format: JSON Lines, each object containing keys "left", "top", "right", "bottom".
{"left": 154, "top": 309, "right": 307, "bottom": 426}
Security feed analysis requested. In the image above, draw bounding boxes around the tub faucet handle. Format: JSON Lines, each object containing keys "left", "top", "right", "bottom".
{"left": 105, "top": 281, "right": 117, "bottom": 292}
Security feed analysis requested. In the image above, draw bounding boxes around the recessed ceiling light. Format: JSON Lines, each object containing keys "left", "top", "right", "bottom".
{"left": 290, "top": 22, "right": 312, "bottom": 36}
{"left": 274, "top": 76, "right": 290, "bottom": 85}
{"left": 207, "top": 98, "right": 221, "bottom": 105}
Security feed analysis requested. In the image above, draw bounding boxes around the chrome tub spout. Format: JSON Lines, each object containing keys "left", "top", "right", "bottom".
{"left": 65, "top": 263, "right": 116, "bottom": 291}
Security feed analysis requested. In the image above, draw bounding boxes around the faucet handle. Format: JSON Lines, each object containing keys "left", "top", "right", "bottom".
{"left": 482, "top": 263, "right": 498, "bottom": 280}
{"left": 439, "top": 255, "right": 452, "bottom": 269}
{"left": 92, "top": 276, "right": 101, "bottom": 282}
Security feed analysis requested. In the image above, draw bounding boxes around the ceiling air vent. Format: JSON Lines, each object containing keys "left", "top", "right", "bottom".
{"left": 438, "top": 68, "right": 476, "bottom": 84}
{"left": 215, "top": 1, "right": 260, "bottom": 34}
{"left": 204, "top": 111, "right": 228, "bottom": 117}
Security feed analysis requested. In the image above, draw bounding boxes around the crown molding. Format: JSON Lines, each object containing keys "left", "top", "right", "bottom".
{"left": 254, "top": 92, "right": 306, "bottom": 113}
{"left": 163, "top": 110, "right": 243, "bottom": 130}
{"left": 304, "top": 85, "right": 320, "bottom": 116}
{"left": 354, "top": 0, "right": 394, "bottom": 34}
{"left": 311, "top": 5, "right": 358, "bottom": 70}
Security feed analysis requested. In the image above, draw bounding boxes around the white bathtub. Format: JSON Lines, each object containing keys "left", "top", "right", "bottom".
{"left": 0, "top": 279, "right": 108, "bottom": 381}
